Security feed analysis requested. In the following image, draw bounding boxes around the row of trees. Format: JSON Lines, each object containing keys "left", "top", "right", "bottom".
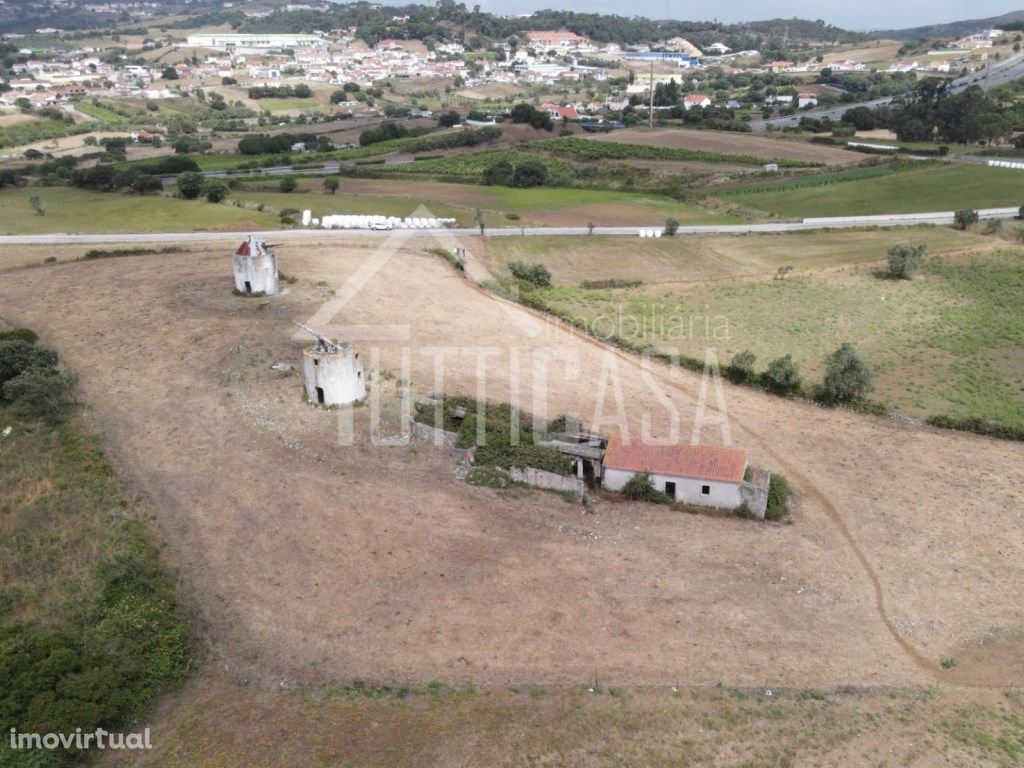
{"left": 727, "top": 344, "right": 873, "bottom": 405}
{"left": 247, "top": 83, "right": 313, "bottom": 100}
{"left": 880, "top": 84, "right": 1017, "bottom": 145}
{"left": 482, "top": 159, "right": 549, "bottom": 187}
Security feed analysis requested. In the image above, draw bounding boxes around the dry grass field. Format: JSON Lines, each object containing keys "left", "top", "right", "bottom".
{"left": 1, "top": 237, "right": 1022, "bottom": 687}
{"left": 586, "top": 127, "right": 861, "bottom": 166}
{"left": 2, "top": 234, "right": 1023, "bottom": 765}
{"left": 486, "top": 227, "right": 992, "bottom": 284}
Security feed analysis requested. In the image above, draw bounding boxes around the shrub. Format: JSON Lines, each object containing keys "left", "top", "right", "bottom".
{"left": 323, "top": 176, "right": 339, "bottom": 194}
{"left": 508, "top": 260, "right": 552, "bottom": 286}
{"left": 0, "top": 327, "right": 38, "bottom": 343}
{"left": 0, "top": 339, "right": 58, "bottom": 392}
{"left": 622, "top": 473, "right": 671, "bottom": 504}
{"left": 510, "top": 160, "right": 549, "bottom": 187}
{"left": 886, "top": 243, "right": 926, "bottom": 279}
{"left": 821, "top": 343, "right": 873, "bottom": 404}
{"left": 726, "top": 350, "right": 757, "bottom": 384}
{"left": 482, "top": 159, "right": 513, "bottom": 186}
{"left": 465, "top": 466, "right": 515, "bottom": 488}
{"left": 175, "top": 171, "right": 204, "bottom": 199}
{"left": 765, "top": 473, "right": 791, "bottom": 521}
{"left": 129, "top": 173, "right": 163, "bottom": 194}
{"left": 663, "top": 218, "right": 679, "bottom": 236}
{"left": 203, "top": 180, "right": 228, "bottom": 203}
{"left": 763, "top": 354, "right": 802, "bottom": 395}
{"left": 279, "top": 177, "right": 297, "bottom": 193}
{"left": 3, "top": 367, "right": 77, "bottom": 425}
{"left": 954, "top": 208, "right": 979, "bottom": 230}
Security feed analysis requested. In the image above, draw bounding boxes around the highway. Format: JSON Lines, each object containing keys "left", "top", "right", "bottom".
{"left": 1, "top": 207, "right": 1019, "bottom": 246}
{"left": 750, "top": 52, "right": 1024, "bottom": 131}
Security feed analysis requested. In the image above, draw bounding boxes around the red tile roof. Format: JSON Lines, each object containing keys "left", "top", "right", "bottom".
{"left": 603, "top": 438, "right": 747, "bottom": 483}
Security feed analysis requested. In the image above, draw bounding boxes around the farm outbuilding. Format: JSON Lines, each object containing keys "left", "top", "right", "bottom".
{"left": 602, "top": 438, "right": 747, "bottom": 509}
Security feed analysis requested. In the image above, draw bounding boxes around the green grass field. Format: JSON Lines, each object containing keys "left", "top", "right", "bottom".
{"left": 257, "top": 98, "right": 320, "bottom": 112}
{"left": 720, "top": 163, "right": 1024, "bottom": 217}
{"left": 228, "top": 189, "right": 468, "bottom": 223}
{"left": 525, "top": 245, "right": 1024, "bottom": 429}
{"left": 0, "top": 188, "right": 280, "bottom": 234}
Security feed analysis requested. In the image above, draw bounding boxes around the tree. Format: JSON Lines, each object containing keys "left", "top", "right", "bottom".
{"left": 161, "top": 66, "right": 179, "bottom": 80}
{"left": 821, "top": 343, "right": 873, "bottom": 404}
{"left": 438, "top": 110, "right": 461, "bottom": 127}
{"left": 28, "top": 195, "right": 45, "bottom": 216}
{"left": 954, "top": 209, "right": 979, "bottom": 230}
{"left": 293, "top": 84, "right": 312, "bottom": 98}
{"left": 279, "top": 177, "right": 297, "bottom": 193}
{"left": 510, "top": 160, "right": 548, "bottom": 188}
{"left": 764, "top": 354, "right": 802, "bottom": 395}
{"left": 663, "top": 218, "right": 679, "bottom": 237}
{"left": 221, "top": 76, "right": 237, "bottom": 85}
{"left": 203, "top": 180, "right": 228, "bottom": 203}
{"left": 175, "top": 171, "right": 204, "bottom": 200}
{"left": 0, "top": 339, "right": 57, "bottom": 391}
{"left": 323, "top": 176, "right": 339, "bottom": 194}
{"left": 3, "top": 367, "right": 76, "bottom": 425}
{"left": 886, "top": 243, "right": 926, "bottom": 279}
{"left": 842, "top": 106, "right": 877, "bottom": 131}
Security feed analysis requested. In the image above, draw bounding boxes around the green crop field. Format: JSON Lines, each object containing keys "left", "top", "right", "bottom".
{"left": 719, "top": 162, "right": 1024, "bottom": 217}
{"left": 0, "top": 188, "right": 280, "bottom": 235}
{"left": 75, "top": 101, "right": 132, "bottom": 123}
{"left": 523, "top": 245, "right": 1024, "bottom": 430}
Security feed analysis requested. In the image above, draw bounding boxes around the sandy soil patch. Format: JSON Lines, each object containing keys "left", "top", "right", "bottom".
{"left": 0, "top": 238, "right": 1020, "bottom": 691}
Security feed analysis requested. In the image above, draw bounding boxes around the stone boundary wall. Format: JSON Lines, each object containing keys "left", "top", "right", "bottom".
{"left": 410, "top": 420, "right": 459, "bottom": 448}
{"left": 509, "top": 467, "right": 585, "bottom": 500}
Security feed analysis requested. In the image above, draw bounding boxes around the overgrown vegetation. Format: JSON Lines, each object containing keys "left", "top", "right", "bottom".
{"left": 765, "top": 473, "right": 791, "bottom": 521}
{"left": 414, "top": 395, "right": 572, "bottom": 476}
{"left": 0, "top": 328, "right": 190, "bottom": 766}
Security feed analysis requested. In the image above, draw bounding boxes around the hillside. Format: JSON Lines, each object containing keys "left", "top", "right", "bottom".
{"left": 874, "top": 9, "right": 1024, "bottom": 40}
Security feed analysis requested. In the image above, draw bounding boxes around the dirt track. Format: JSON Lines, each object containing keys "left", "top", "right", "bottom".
{"left": 1, "top": 238, "right": 1021, "bottom": 689}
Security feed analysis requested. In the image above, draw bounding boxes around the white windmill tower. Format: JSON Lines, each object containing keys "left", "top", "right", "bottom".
{"left": 294, "top": 322, "right": 366, "bottom": 406}
{"left": 233, "top": 235, "right": 279, "bottom": 296}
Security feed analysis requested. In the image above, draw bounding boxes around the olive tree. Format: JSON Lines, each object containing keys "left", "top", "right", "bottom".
{"left": 886, "top": 243, "right": 926, "bottom": 279}
{"left": 821, "top": 343, "right": 873, "bottom": 404}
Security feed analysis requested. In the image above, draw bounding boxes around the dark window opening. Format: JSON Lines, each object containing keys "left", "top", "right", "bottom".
{"left": 244, "top": 280, "right": 252, "bottom": 294}
{"left": 664, "top": 481, "right": 677, "bottom": 498}
{"left": 701, "top": 485, "right": 711, "bottom": 495}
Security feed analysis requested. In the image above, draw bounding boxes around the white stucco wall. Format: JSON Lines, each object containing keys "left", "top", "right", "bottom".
{"left": 233, "top": 252, "right": 279, "bottom": 295}
{"left": 303, "top": 348, "right": 366, "bottom": 406}
{"left": 603, "top": 468, "right": 742, "bottom": 509}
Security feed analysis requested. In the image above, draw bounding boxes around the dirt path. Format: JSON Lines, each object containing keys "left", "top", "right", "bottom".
{"left": 1, "top": 239, "right": 1021, "bottom": 690}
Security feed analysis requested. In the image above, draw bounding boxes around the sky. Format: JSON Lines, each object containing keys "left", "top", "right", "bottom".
{"left": 473, "top": 1, "right": 1022, "bottom": 31}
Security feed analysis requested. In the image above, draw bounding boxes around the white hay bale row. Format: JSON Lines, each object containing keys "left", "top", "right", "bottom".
{"left": 316, "top": 214, "right": 457, "bottom": 230}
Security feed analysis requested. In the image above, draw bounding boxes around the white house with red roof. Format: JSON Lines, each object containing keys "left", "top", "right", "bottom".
{"left": 683, "top": 93, "right": 712, "bottom": 110}
{"left": 602, "top": 438, "right": 747, "bottom": 509}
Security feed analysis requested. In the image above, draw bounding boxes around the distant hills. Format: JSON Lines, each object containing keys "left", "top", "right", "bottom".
{"left": 874, "top": 10, "right": 1024, "bottom": 41}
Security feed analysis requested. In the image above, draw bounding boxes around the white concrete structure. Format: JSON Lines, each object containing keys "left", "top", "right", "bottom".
{"left": 186, "top": 33, "right": 322, "bottom": 52}
{"left": 601, "top": 438, "right": 747, "bottom": 509}
{"left": 300, "top": 332, "right": 366, "bottom": 407}
{"left": 233, "top": 235, "right": 279, "bottom": 296}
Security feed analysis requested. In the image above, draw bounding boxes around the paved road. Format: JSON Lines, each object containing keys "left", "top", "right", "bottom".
{"left": 2, "top": 208, "right": 1019, "bottom": 246}
{"left": 750, "top": 52, "right": 1024, "bottom": 131}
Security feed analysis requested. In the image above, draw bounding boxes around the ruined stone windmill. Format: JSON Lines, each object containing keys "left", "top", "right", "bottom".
{"left": 294, "top": 322, "right": 366, "bottom": 406}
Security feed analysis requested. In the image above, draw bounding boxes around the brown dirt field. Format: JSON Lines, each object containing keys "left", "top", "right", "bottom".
{"left": 588, "top": 127, "right": 862, "bottom": 166}
{"left": 0, "top": 238, "right": 1022, "bottom": 693}
{"left": 824, "top": 41, "right": 903, "bottom": 65}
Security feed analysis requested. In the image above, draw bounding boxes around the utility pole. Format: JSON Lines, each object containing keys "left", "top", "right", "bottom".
{"left": 648, "top": 58, "right": 655, "bottom": 129}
